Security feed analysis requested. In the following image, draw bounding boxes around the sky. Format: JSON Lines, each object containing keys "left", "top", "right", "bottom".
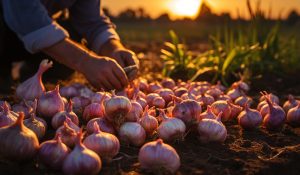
{"left": 102, "top": 0, "right": 300, "bottom": 19}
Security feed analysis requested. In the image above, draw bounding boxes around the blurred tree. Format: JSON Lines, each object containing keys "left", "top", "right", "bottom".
{"left": 286, "top": 10, "right": 300, "bottom": 25}
{"left": 156, "top": 13, "right": 171, "bottom": 22}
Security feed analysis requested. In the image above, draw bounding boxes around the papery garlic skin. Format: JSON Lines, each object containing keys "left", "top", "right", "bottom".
{"left": 283, "top": 95, "right": 298, "bottom": 113}
{"left": 125, "top": 101, "right": 143, "bottom": 122}
{"left": 138, "top": 139, "right": 180, "bottom": 173}
{"left": 83, "top": 103, "right": 105, "bottom": 121}
{"left": 157, "top": 111, "right": 186, "bottom": 142}
{"left": 139, "top": 106, "right": 158, "bottom": 136}
{"left": 38, "top": 135, "right": 70, "bottom": 170}
{"left": 0, "top": 112, "right": 39, "bottom": 161}
{"left": 52, "top": 100, "right": 79, "bottom": 129}
{"left": 0, "top": 102, "right": 17, "bottom": 128}
{"left": 16, "top": 59, "right": 52, "bottom": 101}
{"left": 86, "top": 117, "right": 116, "bottom": 135}
{"left": 56, "top": 122, "right": 77, "bottom": 147}
{"left": 287, "top": 104, "right": 300, "bottom": 127}
{"left": 37, "top": 85, "right": 65, "bottom": 119}
{"left": 119, "top": 122, "right": 146, "bottom": 147}
{"left": 197, "top": 114, "right": 227, "bottom": 143}
{"left": 83, "top": 123, "right": 120, "bottom": 162}
{"left": 211, "top": 100, "right": 231, "bottom": 121}
{"left": 63, "top": 130, "right": 102, "bottom": 175}
{"left": 24, "top": 114, "right": 47, "bottom": 140}
{"left": 172, "top": 99, "right": 202, "bottom": 124}
{"left": 238, "top": 104, "right": 262, "bottom": 130}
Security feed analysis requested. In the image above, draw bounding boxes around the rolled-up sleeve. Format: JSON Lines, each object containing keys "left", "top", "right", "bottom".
{"left": 69, "top": 0, "right": 120, "bottom": 53}
{"left": 1, "top": 0, "right": 69, "bottom": 53}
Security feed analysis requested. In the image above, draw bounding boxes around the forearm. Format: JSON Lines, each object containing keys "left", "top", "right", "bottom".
{"left": 98, "top": 39, "right": 124, "bottom": 57}
{"left": 42, "top": 38, "right": 91, "bottom": 72}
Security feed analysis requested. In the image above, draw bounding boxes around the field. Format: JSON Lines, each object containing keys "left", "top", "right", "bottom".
{"left": 1, "top": 20, "right": 300, "bottom": 175}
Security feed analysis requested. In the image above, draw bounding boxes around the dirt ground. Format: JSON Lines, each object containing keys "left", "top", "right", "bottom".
{"left": 1, "top": 43, "right": 300, "bottom": 175}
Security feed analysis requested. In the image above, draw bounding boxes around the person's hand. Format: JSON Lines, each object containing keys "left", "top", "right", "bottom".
{"left": 110, "top": 48, "right": 139, "bottom": 68}
{"left": 81, "top": 55, "right": 128, "bottom": 91}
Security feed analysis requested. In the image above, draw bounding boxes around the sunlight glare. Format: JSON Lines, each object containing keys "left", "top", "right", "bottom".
{"left": 168, "top": 0, "right": 202, "bottom": 18}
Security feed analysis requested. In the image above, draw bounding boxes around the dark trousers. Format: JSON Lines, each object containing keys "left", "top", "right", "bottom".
{"left": 0, "top": 6, "right": 79, "bottom": 82}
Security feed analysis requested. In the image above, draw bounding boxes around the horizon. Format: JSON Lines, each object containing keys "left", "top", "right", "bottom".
{"left": 102, "top": 0, "right": 300, "bottom": 19}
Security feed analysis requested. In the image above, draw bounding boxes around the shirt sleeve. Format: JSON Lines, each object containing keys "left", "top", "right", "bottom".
{"left": 1, "top": 0, "right": 69, "bottom": 53}
{"left": 69, "top": 0, "right": 120, "bottom": 53}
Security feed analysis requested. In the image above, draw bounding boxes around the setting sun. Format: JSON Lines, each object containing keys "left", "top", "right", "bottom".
{"left": 168, "top": 0, "right": 202, "bottom": 18}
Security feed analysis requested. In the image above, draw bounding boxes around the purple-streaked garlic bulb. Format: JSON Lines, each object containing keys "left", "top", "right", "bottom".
{"left": 16, "top": 59, "right": 52, "bottom": 101}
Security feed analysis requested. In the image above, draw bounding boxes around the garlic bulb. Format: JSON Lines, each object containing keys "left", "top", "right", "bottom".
{"left": 0, "top": 102, "right": 17, "bottom": 128}
{"left": 237, "top": 103, "right": 262, "bottom": 129}
{"left": 86, "top": 118, "right": 116, "bottom": 135}
{"left": 145, "top": 93, "right": 160, "bottom": 107}
{"left": 161, "top": 78, "right": 176, "bottom": 90}
{"left": 139, "top": 106, "right": 158, "bottom": 136}
{"left": 38, "top": 134, "right": 70, "bottom": 170}
{"left": 197, "top": 112, "right": 227, "bottom": 143}
{"left": 259, "top": 92, "right": 279, "bottom": 104}
{"left": 158, "top": 88, "right": 174, "bottom": 104}
{"left": 211, "top": 100, "right": 231, "bottom": 121}
{"left": 16, "top": 59, "right": 52, "bottom": 101}
{"left": 104, "top": 91, "right": 132, "bottom": 127}
{"left": 125, "top": 100, "right": 143, "bottom": 122}
{"left": 136, "top": 95, "right": 147, "bottom": 109}
{"left": 52, "top": 100, "right": 79, "bottom": 129}
{"left": 174, "top": 87, "right": 188, "bottom": 97}
{"left": 119, "top": 122, "right": 146, "bottom": 147}
{"left": 63, "top": 130, "right": 102, "bottom": 175}
{"left": 206, "top": 88, "right": 222, "bottom": 99}
{"left": 83, "top": 122, "right": 120, "bottom": 162}
{"left": 0, "top": 112, "right": 39, "bottom": 161}
{"left": 287, "top": 104, "right": 300, "bottom": 127}
{"left": 56, "top": 121, "right": 77, "bottom": 147}
{"left": 261, "top": 92, "right": 286, "bottom": 130}
{"left": 83, "top": 103, "right": 105, "bottom": 121}
{"left": 91, "top": 91, "right": 111, "bottom": 104}
{"left": 71, "top": 96, "right": 91, "bottom": 114}
{"left": 227, "top": 101, "right": 243, "bottom": 119}
{"left": 148, "top": 81, "right": 163, "bottom": 93}
{"left": 197, "top": 93, "right": 214, "bottom": 106}
{"left": 234, "top": 96, "right": 252, "bottom": 107}
{"left": 226, "top": 84, "right": 242, "bottom": 101}
{"left": 198, "top": 105, "right": 217, "bottom": 121}
{"left": 283, "top": 95, "right": 298, "bottom": 113}
{"left": 138, "top": 139, "right": 180, "bottom": 173}
{"left": 12, "top": 100, "right": 33, "bottom": 119}
{"left": 37, "top": 85, "right": 65, "bottom": 119}
{"left": 152, "top": 96, "right": 166, "bottom": 109}
{"left": 24, "top": 113, "right": 47, "bottom": 140}
{"left": 172, "top": 99, "right": 202, "bottom": 124}
{"left": 138, "top": 78, "right": 149, "bottom": 93}
{"left": 59, "top": 85, "right": 79, "bottom": 98}
{"left": 157, "top": 110, "right": 186, "bottom": 142}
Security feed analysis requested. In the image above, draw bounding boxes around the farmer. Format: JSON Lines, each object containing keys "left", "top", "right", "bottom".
{"left": 0, "top": 0, "right": 139, "bottom": 92}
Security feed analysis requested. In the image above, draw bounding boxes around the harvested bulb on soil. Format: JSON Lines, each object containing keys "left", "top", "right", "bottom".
{"left": 138, "top": 139, "right": 180, "bottom": 173}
